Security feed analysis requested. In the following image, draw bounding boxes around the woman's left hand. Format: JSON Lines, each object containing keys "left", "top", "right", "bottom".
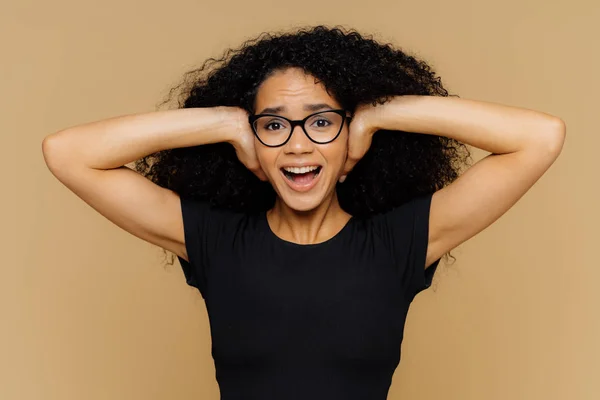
{"left": 340, "top": 102, "right": 382, "bottom": 182}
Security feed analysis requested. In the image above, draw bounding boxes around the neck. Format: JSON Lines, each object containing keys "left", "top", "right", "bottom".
{"left": 267, "top": 190, "right": 352, "bottom": 245}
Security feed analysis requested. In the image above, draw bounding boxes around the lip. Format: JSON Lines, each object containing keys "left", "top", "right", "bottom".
{"left": 279, "top": 166, "right": 322, "bottom": 193}
{"left": 279, "top": 163, "right": 322, "bottom": 169}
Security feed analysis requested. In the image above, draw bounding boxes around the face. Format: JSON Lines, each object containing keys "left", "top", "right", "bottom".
{"left": 252, "top": 67, "right": 349, "bottom": 212}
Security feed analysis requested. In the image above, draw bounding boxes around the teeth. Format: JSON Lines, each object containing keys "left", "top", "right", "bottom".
{"left": 282, "top": 166, "right": 319, "bottom": 174}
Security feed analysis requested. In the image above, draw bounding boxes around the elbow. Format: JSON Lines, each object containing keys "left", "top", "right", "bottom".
{"left": 42, "top": 134, "right": 60, "bottom": 170}
{"left": 42, "top": 131, "right": 75, "bottom": 174}
{"left": 545, "top": 117, "right": 567, "bottom": 156}
{"left": 42, "top": 132, "right": 60, "bottom": 156}
{"left": 521, "top": 117, "right": 566, "bottom": 161}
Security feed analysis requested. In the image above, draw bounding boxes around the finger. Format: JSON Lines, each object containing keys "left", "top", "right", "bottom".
{"left": 256, "top": 170, "right": 268, "bottom": 182}
{"left": 344, "top": 137, "right": 373, "bottom": 179}
{"left": 346, "top": 132, "right": 370, "bottom": 174}
{"left": 340, "top": 159, "right": 356, "bottom": 183}
{"left": 348, "top": 137, "right": 371, "bottom": 166}
{"left": 251, "top": 166, "right": 268, "bottom": 182}
{"left": 342, "top": 142, "right": 356, "bottom": 180}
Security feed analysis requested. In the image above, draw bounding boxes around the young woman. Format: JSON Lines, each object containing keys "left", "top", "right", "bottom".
{"left": 42, "top": 25, "right": 566, "bottom": 400}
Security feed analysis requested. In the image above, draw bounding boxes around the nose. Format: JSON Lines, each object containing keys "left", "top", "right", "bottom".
{"left": 283, "top": 124, "right": 314, "bottom": 155}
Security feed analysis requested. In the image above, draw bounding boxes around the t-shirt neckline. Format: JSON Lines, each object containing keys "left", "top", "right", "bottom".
{"left": 261, "top": 211, "right": 355, "bottom": 248}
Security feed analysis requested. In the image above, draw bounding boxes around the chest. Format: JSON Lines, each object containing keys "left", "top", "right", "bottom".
{"left": 204, "top": 245, "right": 411, "bottom": 367}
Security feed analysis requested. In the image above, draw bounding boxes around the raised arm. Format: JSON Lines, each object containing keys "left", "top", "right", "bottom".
{"left": 373, "top": 95, "right": 566, "bottom": 268}
{"left": 41, "top": 106, "right": 249, "bottom": 261}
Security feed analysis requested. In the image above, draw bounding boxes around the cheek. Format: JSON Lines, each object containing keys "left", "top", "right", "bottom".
{"left": 323, "top": 142, "right": 348, "bottom": 171}
{"left": 335, "top": 135, "right": 349, "bottom": 160}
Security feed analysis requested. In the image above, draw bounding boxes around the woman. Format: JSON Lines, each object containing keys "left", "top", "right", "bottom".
{"left": 42, "top": 25, "right": 566, "bottom": 399}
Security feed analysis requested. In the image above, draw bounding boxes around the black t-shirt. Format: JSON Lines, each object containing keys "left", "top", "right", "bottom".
{"left": 177, "top": 193, "right": 440, "bottom": 400}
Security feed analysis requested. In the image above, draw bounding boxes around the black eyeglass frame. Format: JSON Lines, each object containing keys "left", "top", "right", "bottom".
{"left": 248, "top": 109, "right": 353, "bottom": 148}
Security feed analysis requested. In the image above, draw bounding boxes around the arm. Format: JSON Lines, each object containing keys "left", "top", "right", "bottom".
{"left": 42, "top": 107, "right": 244, "bottom": 261}
{"left": 372, "top": 95, "right": 566, "bottom": 268}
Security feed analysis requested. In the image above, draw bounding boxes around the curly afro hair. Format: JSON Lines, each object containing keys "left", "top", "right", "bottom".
{"left": 135, "top": 24, "right": 471, "bottom": 247}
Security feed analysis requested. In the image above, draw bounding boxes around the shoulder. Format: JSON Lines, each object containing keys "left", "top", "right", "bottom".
{"left": 179, "top": 196, "right": 249, "bottom": 222}
{"left": 367, "top": 193, "right": 434, "bottom": 230}
{"left": 178, "top": 195, "right": 257, "bottom": 260}
{"left": 365, "top": 193, "right": 437, "bottom": 267}
{"left": 179, "top": 196, "right": 255, "bottom": 243}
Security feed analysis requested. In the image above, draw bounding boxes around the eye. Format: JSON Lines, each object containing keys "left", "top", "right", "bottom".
{"left": 312, "top": 118, "right": 331, "bottom": 128}
{"left": 262, "top": 118, "right": 287, "bottom": 131}
{"left": 265, "top": 122, "right": 283, "bottom": 131}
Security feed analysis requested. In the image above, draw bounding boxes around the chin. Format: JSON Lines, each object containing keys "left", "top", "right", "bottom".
{"left": 278, "top": 194, "right": 324, "bottom": 213}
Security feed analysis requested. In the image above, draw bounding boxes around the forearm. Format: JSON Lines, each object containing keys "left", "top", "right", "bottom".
{"left": 373, "top": 95, "right": 566, "bottom": 154}
{"left": 42, "top": 106, "right": 240, "bottom": 170}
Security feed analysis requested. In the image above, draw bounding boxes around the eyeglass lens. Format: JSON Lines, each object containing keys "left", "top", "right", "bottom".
{"left": 252, "top": 111, "right": 344, "bottom": 146}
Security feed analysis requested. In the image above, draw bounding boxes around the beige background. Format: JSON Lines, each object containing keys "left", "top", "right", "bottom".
{"left": 2, "top": 0, "right": 598, "bottom": 399}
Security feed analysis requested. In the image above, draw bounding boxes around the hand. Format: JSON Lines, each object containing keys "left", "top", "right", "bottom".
{"left": 225, "top": 107, "right": 268, "bottom": 181}
{"left": 340, "top": 102, "right": 381, "bottom": 182}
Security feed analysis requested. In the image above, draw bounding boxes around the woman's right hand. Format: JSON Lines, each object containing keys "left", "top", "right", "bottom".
{"left": 223, "top": 107, "right": 268, "bottom": 182}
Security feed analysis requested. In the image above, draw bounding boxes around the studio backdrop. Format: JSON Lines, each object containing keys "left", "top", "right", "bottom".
{"left": 1, "top": 0, "right": 597, "bottom": 399}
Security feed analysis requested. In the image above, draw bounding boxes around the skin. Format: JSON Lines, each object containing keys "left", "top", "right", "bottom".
{"left": 246, "top": 67, "right": 567, "bottom": 268}
{"left": 341, "top": 95, "right": 566, "bottom": 268}
{"left": 42, "top": 66, "right": 566, "bottom": 274}
{"left": 252, "top": 67, "right": 354, "bottom": 245}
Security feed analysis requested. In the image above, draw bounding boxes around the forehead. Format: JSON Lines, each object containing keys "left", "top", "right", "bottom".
{"left": 254, "top": 68, "right": 340, "bottom": 112}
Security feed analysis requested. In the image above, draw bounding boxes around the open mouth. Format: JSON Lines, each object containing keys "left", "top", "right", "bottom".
{"left": 280, "top": 166, "right": 322, "bottom": 185}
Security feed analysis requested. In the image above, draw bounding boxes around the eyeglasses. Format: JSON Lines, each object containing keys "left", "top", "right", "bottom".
{"left": 248, "top": 109, "right": 352, "bottom": 147}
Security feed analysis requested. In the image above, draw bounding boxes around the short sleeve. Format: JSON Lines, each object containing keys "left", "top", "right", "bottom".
{"left": 177, "top": 195, "right": 213, "bottom": 299}
{"left": 376, "top": 192, "right": 441, "bottom": 301}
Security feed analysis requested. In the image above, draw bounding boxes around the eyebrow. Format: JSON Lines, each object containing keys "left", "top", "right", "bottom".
{"left": 258, "top": 103, "right": 335, "bottom": 115}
